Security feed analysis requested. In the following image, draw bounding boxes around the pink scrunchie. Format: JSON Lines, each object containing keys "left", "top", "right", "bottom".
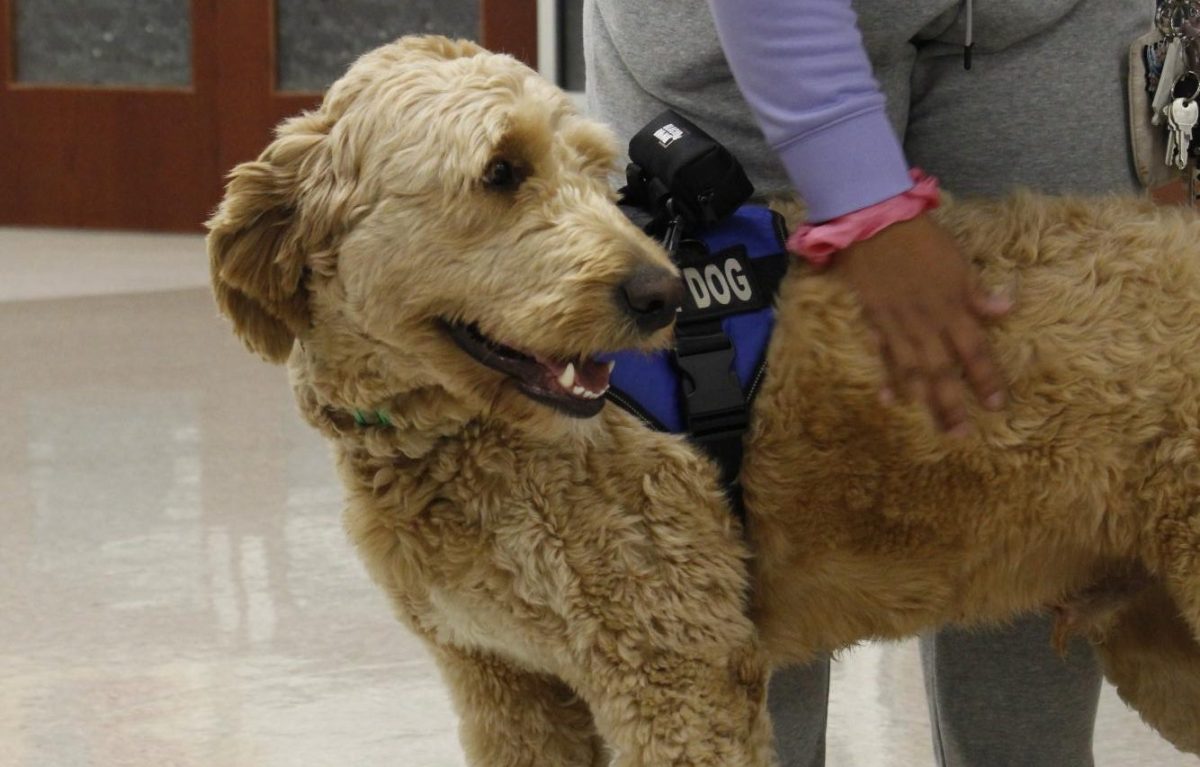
{"left": 787, "top": 169, "right": 941, "bottom": 267}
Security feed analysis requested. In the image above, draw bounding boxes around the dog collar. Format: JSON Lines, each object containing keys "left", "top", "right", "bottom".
{"left": 352, "top": 408, "right": 393, "bottom": 427}
{"left": 319, "top": 405, "right": 394, "bottom": 430}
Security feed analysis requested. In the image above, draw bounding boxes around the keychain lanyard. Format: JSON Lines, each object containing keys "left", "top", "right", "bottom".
{"left": 1155, "top": 1, "right": 1200, "bottom": 206}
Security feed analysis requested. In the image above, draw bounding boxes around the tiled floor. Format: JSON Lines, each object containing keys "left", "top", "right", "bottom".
{"left": 0, "top": 227, "right": 1193, "bottom": 766}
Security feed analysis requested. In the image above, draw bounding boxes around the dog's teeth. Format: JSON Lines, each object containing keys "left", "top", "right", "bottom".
{"left": 605, "top": 360, "right": 616, "bottom": 374}
{"left": 558, "top": 363, "right": 576, "bottom": 390}
{"left": 573, "top": 385, "right": 586, "bottom": 396}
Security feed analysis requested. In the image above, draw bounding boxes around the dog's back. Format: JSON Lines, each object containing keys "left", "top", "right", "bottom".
{"left": 747, "top": 191, "right": 1200, "bottom": 755}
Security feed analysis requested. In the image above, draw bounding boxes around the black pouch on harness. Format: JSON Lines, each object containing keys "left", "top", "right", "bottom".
{"left": 613, "top": 110, "right": 785, "bottom": 519}
{"left": 623, "top": 110, "right": 755, "bottom": 237}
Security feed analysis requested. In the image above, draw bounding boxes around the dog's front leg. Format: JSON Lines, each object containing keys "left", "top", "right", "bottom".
{"left": 568, "top": 642, "right": 776, "bottom": 767}
{"left": 433, "top": 643, "right": 608, "bottom": 767}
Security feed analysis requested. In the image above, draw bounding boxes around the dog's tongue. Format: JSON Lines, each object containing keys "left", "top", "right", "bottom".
{"left": 537, "top": 355, "right": 614, "bottom": 397}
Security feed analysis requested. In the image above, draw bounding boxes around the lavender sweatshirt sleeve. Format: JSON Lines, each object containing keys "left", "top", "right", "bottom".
{"left": 705, "top": 0, "right": 914, "bottom": 222}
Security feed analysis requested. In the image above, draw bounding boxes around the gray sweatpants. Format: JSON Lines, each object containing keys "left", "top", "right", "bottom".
{"left": 586, "top": 0, "right": 1153, "bottom": 764}
{"left": 770, "top": 615, "right": 1101, "bottom": 767}
{"left": 766, "top": 3, "right": 1146, "bottom": 767}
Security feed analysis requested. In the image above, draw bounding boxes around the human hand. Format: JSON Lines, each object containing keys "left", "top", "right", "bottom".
{"left": 829, "top": 213, "right": 1012, "bottom": 435}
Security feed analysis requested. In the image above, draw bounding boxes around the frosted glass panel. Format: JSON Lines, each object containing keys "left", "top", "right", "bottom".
{"left": 276, "top": 0, "right": 479, "bottom": 92}
{"left": 15, "top": 0, "right": 191, "bottom": 86}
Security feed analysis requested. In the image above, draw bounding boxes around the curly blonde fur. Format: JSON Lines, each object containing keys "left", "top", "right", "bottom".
{"left": 209, "top": 36, "right": 1200, "bottom": 764}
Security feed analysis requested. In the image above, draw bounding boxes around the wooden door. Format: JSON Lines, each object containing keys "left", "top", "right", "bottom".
{"left": 0, "top": 1, "right": 536, "bottom": 232}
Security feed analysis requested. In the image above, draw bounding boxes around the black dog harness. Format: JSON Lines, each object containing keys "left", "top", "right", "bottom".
{"left": 604, "top": 110, "right": 790, "bottom": 516}
{"left": 603, "top": 207, "right": 788, "bottom": 515}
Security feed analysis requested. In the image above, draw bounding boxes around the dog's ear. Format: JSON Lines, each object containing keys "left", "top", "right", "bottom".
{"left": 207, "top": 113, "right": 336, "bottom": 363}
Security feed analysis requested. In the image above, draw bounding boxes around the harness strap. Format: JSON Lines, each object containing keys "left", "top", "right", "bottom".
{"left": 746, "top": 251, "right": 789, "bottom": 298}
{"left": 605, "top": 207, "right": 792, "bottom": 520}
{"left": 671, "top": 248, "right": 789, "bottom": 518}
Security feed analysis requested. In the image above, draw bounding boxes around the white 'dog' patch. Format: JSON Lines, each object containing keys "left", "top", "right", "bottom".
{"left": 681, "top": 257, "right": 755, "bottom": 310}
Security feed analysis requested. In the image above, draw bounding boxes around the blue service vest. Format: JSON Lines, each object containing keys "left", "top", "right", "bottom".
{"left": 602, "top": 205, "right": 788, "bottom": 433}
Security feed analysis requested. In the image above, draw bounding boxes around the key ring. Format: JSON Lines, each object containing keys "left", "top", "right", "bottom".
{"left": 1180, "top": 72, "right": 1200, "bottom": 106}
{"left": 1158, "top": 0, "right": 1200, "bottom": 40}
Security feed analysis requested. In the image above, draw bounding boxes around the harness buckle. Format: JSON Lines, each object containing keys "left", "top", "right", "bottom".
{"left": 672, "top": 328, "right": 749, "bottom": 512}
{"left": 672, "top": 328, "right": 748, "bottom": 436}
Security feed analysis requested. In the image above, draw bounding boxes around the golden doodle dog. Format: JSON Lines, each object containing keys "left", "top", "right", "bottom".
{"left": 209, "top": 36, "right": 1200, "bottom": 764}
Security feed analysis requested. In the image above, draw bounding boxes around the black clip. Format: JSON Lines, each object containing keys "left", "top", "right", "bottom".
{"left": 672, "top": 328, "right": 749, "bottom": 511}
{"left": 672, "top": 329, "right": 747, "bottom": 434}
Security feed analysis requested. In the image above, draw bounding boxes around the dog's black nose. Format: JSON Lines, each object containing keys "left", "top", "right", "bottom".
{"left": 618, "top": 264, "right": 684, "bottom": 332}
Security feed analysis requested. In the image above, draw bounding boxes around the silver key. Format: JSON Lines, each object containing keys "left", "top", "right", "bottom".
{"left": 1153, "top": 38, "right": 1188, "bottom": 126}
{"left": 1166, "top": 106, "right": 1182, "bottom": 168}
{"left": 1167, "top": 97, "right": 1199, "bottom": 169}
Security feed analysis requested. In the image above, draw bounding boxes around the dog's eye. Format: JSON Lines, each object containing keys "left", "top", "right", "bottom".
{"left": 483, "top": 158, "right": 524, "bottom": 191}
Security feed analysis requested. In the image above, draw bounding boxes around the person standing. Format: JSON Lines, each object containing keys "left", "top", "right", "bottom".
{"left": 584, "top": 1, "right": 1152, "bottom": 764}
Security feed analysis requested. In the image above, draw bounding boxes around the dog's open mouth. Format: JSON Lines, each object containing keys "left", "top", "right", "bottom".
{"left": 444, "top": 321, "right": 613, "bottom": 418}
